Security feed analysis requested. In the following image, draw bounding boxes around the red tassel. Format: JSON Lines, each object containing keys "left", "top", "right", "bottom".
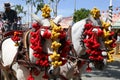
{"left": 84, "top": 23, "right": 93, "bottom": 29}
{"left": 42, "top": 72, "right": 49, "bottom": 79}
{"left": 42, "top": 29, "right": 51, "bottom": 39}
{"left": 86, "top": 63, "right": 92, "bottom": 72}
{"left": 33, "top": 68, "right": 40, "bottom": 76}
{"left": 59, "top": 31, "right": 66, "bottom": 39}
{"left": 32, "top": 22, "right": 40, "bottom": 30}
{"left": 97, "top": 28, "right": 103, "bottom": 36}
{"left": 27, "top": 74, "right": 34, "bottom": 80}
{"left": 110, "top": 31, "right": 114, "bottom": 36}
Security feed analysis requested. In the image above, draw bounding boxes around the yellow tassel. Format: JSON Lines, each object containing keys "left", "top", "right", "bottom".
{"left": 107, "top": 52, "right": 114, "bottom": 62}
{"left": 15, "top": 42, "right": 19, "bottom": 46}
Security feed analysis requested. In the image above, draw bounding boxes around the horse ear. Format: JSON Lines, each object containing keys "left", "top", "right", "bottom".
{"left": 53, "top": 15, "right": 63, "bottom": 24}
{"left": 31, "top": 13, "right": 42, "bottom": 24}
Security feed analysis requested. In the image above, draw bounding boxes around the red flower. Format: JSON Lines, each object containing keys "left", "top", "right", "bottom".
{"left": 42, "top": 29, "right": 51, "bottom": 39}
{"left": 97, "top": 28, "right": 103, "bottom": 36}
{"left": 59, "top": 31, "right": 66, "bottom": 39}
{"left": 84, "top": 23, "right": 93, "bottom": 29}
{"left": 27, "top": 74, "right": 34, "bottom": 80}
{"left": 32, "top": 22, "right": 40, "bottom": 30}
{"left": 33, "top": 68, "right": 40, "bottom": 76}
{"left": 86, "top": 64, "right": 92, "bottom": 72}
{"left": 42, "top": 72, "right": 49, "bottom": 79}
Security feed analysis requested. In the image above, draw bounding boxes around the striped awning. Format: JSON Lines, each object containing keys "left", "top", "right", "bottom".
{"left": 112, "top": 19, "right": 120, "bottom": 29}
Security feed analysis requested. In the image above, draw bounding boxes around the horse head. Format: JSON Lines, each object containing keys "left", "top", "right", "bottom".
{"left": 30, "top": 13, "right": 65, "bottom": 78}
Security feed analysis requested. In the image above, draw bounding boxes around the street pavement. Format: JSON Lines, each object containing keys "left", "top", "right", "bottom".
{"left": 82, "top": 55, "right": 120, "bottom": 80}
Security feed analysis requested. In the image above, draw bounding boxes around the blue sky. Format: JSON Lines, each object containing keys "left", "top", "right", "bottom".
{"left": 0, "top": 0, "right": 120, "bottom": 23}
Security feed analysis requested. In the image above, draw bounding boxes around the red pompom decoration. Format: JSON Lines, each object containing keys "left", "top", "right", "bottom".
{"left": 59, "top": 31, "right": 66, "bottom": 39}
{"left": 32, "top": 22, "right": 40, "bottom": 30}
{"left": 42, "top": 29, "right": 51, "bottom": 39}
{"left": 86, "top": 63, "right": 92, "bottom": 72}
{"left": 42, "top": 72, "right": 49, "bottom": 79}
{"left": 27, "top": 74, "right": 34, "bottom": 80}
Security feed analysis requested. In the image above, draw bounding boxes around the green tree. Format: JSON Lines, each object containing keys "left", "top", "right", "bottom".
{"left": 14, "top": 5, "right": 26, "bottom": 15}
{"left": 25, "top": 0, "right": 44, "bottom": 14}
{"left": 24, "top": 0, "right": 61, "bottom": 17}
{"left": 73, "top": 8, "right": 90, "bottom": 22}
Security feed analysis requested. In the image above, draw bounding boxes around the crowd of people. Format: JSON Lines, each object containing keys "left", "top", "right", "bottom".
{"left": 0, "top": 2, "right": 22, "bottom": 33}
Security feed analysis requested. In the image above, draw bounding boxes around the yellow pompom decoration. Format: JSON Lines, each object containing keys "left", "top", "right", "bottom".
{"left": 104, "top": 40, "right": 113, "bottom": 45}
{"left": 51, "top": 31, "right": 60, "bottom": 40}
{"left": 51, "top": 41, "right": 61, "bottom": 50}
{"left": 49, "top": 20, "right": 63, "bottom": 68}
{"left": 50, "top": 51, "right": 60, "bottom": 61}
{"left": 102, "top": 21, "right": 114, "bottom": 62}
{"left": 107, "top": 52, "right": 114, "bottom": 62}
{"left": 90, "top": 7, "right": 101, "bottom": 19}
{"left": 102, "top": 22, "right": 110, "bottom": 29}
{"left": 15, "top": 41, "right": 19, "bottom": 46}
{"left": 52, "top": 61, "right": 62, "bottom": 68}
{"left": 41, "top": 4, "right": 51, "bottom": 18}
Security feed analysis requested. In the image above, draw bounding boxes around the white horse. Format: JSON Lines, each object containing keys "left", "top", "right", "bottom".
{"left": 0, "top": 13, "right": 108, "bottom": 80}
{"left": 0, "top": 14, "right": 64, "bottom": 80}
{"left": 58, "top": 15, "right": 108, "bottom": 80}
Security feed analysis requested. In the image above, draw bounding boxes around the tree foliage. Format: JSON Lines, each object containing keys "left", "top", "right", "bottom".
{"left": 73, "top": 8, "right": 90, "bottom": 22}
{"left": 14, "top": 5, "right": 26, "bottom": 15}
{"left": 25, "top": 0, "right": 44, "bottom": 14}
{"left": 25, "top": 0, "right": 61, "bottom": 16}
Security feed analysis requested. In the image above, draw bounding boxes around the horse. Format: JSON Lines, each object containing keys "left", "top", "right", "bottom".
{"left": 0, "top": 8, "right": 112, "bottom": 80}
{"left": 58, "top": 9, "right": 110, "bottom": 80}
{"left": 0, "top": 14, "right": 66, "bottom": 80}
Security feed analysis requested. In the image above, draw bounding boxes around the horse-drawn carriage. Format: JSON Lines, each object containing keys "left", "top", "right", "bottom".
{"left": 0, "top": 5, "right": 116, "bottom": 80}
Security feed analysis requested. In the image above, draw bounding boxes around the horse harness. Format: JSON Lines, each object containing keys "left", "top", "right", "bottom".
{"left": 0, "top": 24, "right": 86, "bottom": 80}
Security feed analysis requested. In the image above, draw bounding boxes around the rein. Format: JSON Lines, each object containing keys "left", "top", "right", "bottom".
{"left": 67, "top": 25, "right": 77, "bottom": 57}
{"left": 67, "top": 25, "right": 89, "bottom": 62}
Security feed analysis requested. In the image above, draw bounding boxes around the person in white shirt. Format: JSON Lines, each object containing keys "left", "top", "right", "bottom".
{"left": 17, "top": 16, "right": 22, "bottom": 30}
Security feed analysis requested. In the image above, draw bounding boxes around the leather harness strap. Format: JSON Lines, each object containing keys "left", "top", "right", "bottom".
{"left": 67, "top": 25, "right": 78, "bottom": 57}
{"left": 23, "top": 29, "right": 32, "bottom": 62}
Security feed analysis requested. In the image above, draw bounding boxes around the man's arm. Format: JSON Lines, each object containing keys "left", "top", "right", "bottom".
{"left": 2, "top": 13, "right": 7, "bottom": 20}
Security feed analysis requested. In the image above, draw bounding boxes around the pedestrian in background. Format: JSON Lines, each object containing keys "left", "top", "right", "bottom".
{"left": 17, "top": 16, "right": 22, "bottom": 30}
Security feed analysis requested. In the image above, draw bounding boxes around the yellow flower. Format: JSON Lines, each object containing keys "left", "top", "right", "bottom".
{"left": 104, "top": 40, "right": 113, "bottom": 45}
{"left": 107, "top": 52, "right": 114, "bottom": 62}
{"left": 52, "top": 61, "right": 62, "bottom": 68}
{"left": 90, "top": 7, "right": 100, "bottom": 19}
{"left": 51, "top": 31, "right": 60, "bottom": 40}
{"left": 51, "top": 41, "right": 61, "bottom": 50}
{"left": 103, "top": 29, "right": 110, "bottom": 38}
{"left": 41, "top": 4, "right": 51, "bottom": 18}
{"left": 102, "top": 21, "right": 110, "bottom": 29}
{"left": 50, "top": 51, "right": 60, "bottom": 61}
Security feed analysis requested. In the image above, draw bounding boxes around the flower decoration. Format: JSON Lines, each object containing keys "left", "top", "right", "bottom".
{"left": 41, "top": 4, "right": 51, "bottom": 18}
{"left": 102, "top": 21, "right": 116, "bottom": 62}
{"left": 90, "top": 7, "right": 101, "bottom": 19}
{"left": 49, "top": 20, "right": 63, "bottom": 68}
{"left": 83, "top": 22, "right": 104, "bottom": 71}
{"left": 86, "top": 63, "right": 92, "bottom": 72}
{"left": 29, "top": 22, "right": 49, "bottom": 79}
{"left": 11, "top": 31, "right": 22, "bottom": 46}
